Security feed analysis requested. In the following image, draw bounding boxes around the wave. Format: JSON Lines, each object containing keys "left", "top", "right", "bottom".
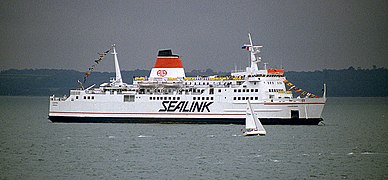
{"left": 138, "top": 135, "right": 151, "bottom": 138}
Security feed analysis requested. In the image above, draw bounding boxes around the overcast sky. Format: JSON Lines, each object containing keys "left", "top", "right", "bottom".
{"left": 0, "top": 0, "right": 386, "bottom": 72}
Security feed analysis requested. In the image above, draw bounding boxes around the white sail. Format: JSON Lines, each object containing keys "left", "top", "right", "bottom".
{"left": 246, "top": 100, "right": 257, "bottom": 129}
{"left": 255, "top": 116, "right": 266, "bottom": 135}
{"left": 245, "top": 100, "right": 266, "bottom": 136}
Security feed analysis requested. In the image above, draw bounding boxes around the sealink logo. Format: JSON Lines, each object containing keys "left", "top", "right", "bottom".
{"left": 157, "top": 70, "right": 167, "bottom": 77}
{"left": 158, "top": 101, "right": 213, "bottom": 112}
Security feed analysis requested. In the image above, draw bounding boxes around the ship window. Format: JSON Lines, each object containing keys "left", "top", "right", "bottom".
{"left": 177, "top": 97, "right": 180, "bottom": 100}
{"left": 193, "top": 97, "right": 196, "bottom": 100}
{"left": 210, "top": 88, "right": 214, "bottom": 95}
{"left": 84, "top": 96, "right": 86, "bottom": 99}
{"left": 250, "top": 97, "right": 253, "bottom": 100}
{"left": 255, "top": 97, "right": 258, "bottom": 100}
{"left": 238, "top": 89, "right": 241, "bottom": 93}
{"left": 211, "top": 97, "right": 213, "bottom": 100}
{"left": 76, "top": 96, "right": 78, "bottom": 99}
{"left": 218, "top": 89, "right": 221, "bottom": 93}
{"left": 149, "top": 97, "right": 152, "bottom": 100}
{"left": 234, "top": 89, "right": 237, "bottom": 93}
{"left": 87, "top": 96, "right": 90, "bottom": 99}
{"left": 168, "top": 97, "right": 171, "bottom": 100}
{"left": 164, "top": 97, "right": 167, "bottom": 100}
{"left": 92, "top": 96, "right": 94, "bottom": 100}
{"left": 234, "top": 97, "right": 236, "bottom": 100}
{"left": 206, "top": 97, "right": 209, "bottom": 100}
{"left": 238, "top": 97, "right": 241, "bottom": 100}
{"left": 255, "top": 89, "right": 258, "bottom": 92}
{"left": 124, "top": 95, "right": 135, "bottom": 102}
{"left": 173, "top": 97, "right": 176, "bottom": 100}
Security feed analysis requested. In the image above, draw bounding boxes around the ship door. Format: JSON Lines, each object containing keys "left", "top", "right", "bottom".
{"left": 291, "top": 110, "right": 299, "bottom": 119}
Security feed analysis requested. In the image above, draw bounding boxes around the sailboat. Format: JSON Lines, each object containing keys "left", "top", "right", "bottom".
{"left": 243, "top": 100, "right": 266, "bottom": 136}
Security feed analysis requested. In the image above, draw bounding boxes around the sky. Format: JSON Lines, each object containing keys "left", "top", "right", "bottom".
{"left": 0, "top": 0, "right": 386, "bottom": 72}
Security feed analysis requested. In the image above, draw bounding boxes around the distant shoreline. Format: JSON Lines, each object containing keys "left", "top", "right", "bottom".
{"left": 1, "top": 67, "right": 387, "bottom": 97}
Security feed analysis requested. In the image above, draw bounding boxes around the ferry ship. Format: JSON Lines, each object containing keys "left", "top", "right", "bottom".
{"left": 49, "top": 34, "right": 326, "bottom": 125}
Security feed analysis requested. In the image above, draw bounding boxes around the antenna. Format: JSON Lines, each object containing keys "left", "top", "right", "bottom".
{"left": 263, "top": 63, "right": 268, "bottom": 70}
{"left": 248, "top": 33, "right": 253, "bottom": 46}
{"left": 243, "top": 33, "right": 263, "bottom": 72}
{"left": 323, "top": 83, "right": 327, "bottom": 99}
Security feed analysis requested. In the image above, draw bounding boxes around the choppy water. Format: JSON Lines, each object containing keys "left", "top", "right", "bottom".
{"left": 0, "top": 96, "right": 387, "bottom": 179}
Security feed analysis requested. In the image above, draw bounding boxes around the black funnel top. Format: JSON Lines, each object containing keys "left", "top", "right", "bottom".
{"left": 158, "top": 49, "right": 179, "bottom": 57}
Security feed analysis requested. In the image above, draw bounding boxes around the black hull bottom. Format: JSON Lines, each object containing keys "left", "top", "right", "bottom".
{"left": 49, "top": 116, "right": 323, "bottom": 125}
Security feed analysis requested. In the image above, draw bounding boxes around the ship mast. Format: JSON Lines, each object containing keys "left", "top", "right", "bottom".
{"left": 111, "top": 44, "right": 123, "bottom": 86}
{"left": 245, "top": 33, "right": 263, "bottom": 72}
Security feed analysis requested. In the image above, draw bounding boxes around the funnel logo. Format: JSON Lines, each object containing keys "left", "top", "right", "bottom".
{"left": 157, "top": 70, "right": 168, "bottom": 77}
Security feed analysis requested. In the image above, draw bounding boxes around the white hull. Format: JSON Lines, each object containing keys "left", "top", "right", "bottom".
{"left": 243, "top": 130, "right": 266, "bottom": 136}
{"left": 49, "top": 93, "right": 325, "bottom": 124}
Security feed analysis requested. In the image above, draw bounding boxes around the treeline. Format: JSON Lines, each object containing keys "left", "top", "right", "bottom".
{"left": 0, "top": 67, "right": 387, "bottom": 97}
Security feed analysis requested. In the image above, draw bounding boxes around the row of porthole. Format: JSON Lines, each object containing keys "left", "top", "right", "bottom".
{"left": 233, "top": 89, "right": 259, "bottom": 93}
{"left": 75, "top": 96, "right": 95, "bottom": 100}
{"left": 193, "top": 97, "right": 214, "bottom": 101}
{"left": 269, "top": 89, "right": 284, "bottom": 92}
{"left": 149, "top": 96, "right": 181, "bottom": 101}
{"left": 148, "top": 96, "right": 215, "bottom": 101}
{"left": 233, "top": 97, "right": 259, "bottom": 101}
{"left": 266, "top": 81, "right": 283, "bottom": 85}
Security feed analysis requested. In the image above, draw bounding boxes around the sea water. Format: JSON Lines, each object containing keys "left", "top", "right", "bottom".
{"left": 0, "top": 96, "right": 387, "bottom": 179}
